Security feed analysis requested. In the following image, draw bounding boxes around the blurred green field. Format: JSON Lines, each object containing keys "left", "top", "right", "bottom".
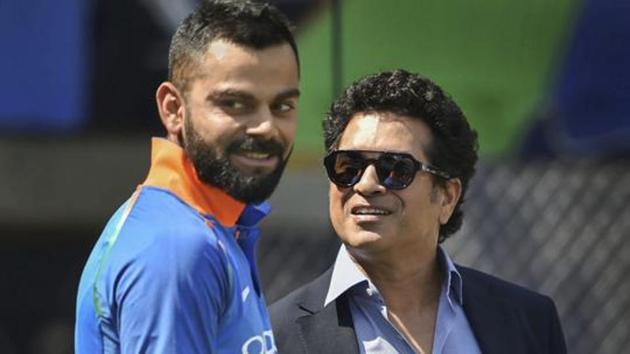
{"left": 293, "top": 0, "right": 578, "bottom": 160}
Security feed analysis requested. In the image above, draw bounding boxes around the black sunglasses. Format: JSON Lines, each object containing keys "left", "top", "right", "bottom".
{"left": 323, "top": 150, "right": 451, "bottom": 190}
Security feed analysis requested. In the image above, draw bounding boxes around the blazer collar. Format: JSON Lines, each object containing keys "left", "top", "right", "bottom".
{"left": 295, "top": 267, "right": 334, "bottom": 314}
{"left": 325, "top": 245, "right": 465, "bottom": 308}
{"left": 295, "top": 267, "right": 360, "bottom": 354}
{"left": 295, "top": 263, "right": 531, "bottom": 354}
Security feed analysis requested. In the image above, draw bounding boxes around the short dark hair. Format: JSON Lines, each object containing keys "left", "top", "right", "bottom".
{"left": 168, "top": 0, "right": 299, "bottom": 91}
{"left": 324, "top": 70, "right": 479, "bottom": 242}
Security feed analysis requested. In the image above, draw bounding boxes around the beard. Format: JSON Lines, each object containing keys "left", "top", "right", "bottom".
{"left": 182, "top": 116, "right": 291, "bottom": 204}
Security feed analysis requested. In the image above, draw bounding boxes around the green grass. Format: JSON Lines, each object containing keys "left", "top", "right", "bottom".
{"left": 292, "top": 0, "right": 578, "bottom": 159}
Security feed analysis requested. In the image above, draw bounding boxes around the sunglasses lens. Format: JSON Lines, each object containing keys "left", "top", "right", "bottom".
{"left": 324, "top": 151, "right": 419, "bottom": 189}
{"left": 325, "top": 151, "right": 365, "bottom": 187}
{"left": 378, "top": 155, "right": 415, "bottom": 189}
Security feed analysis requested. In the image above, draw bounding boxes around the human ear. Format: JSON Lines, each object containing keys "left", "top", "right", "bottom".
{"left": 156, "top": 82, "right": 186, "bottom": 142}
{"left": 438, "top": 178, "right": 462, "bottom": 225}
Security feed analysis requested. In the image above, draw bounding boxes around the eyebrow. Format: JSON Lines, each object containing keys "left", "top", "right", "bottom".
{"left": 206, "top": 88, "right": 300, "bottom": 103}
{"left": 275, "top": 88, "right": 301, "bottom": 101}
{"left": 207, "top": 89, "right": 256, "bottom": 103}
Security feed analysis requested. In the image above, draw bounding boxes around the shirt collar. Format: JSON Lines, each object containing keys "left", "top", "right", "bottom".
{"left": 238, "top": 202, "right": 271, "bottom": 227}
{"left": 142, "top": 137, "right": 257, "bottom": 227}
{"left": 325, "top": 245, "right": 464, "bottom": 307}
{"left": 438, "top": 246, "right": 464, "bottom": 306}
{"left": 325, "top": 244, "right": 367, "bottom": 306}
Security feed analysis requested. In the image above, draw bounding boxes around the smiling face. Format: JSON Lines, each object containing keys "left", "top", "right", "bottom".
{"left": 158, "top": 39, "right": 300, "bottom": 203}
{"left": 329, "top": 112, "right": 461, "bottom": 259}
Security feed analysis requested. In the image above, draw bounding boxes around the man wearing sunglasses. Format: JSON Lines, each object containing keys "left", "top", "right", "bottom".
{"left": 270, "top": 70, "right": 566, "bottom": 354}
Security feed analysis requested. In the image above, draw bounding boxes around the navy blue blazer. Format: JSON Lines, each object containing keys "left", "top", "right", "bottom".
{"left": 270, "top": 265, "right": 567, "bottom": 354}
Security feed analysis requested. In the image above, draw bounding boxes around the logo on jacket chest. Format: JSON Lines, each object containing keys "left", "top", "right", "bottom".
{"left": 241, "top": 330, "right": 276, "bottom": 354}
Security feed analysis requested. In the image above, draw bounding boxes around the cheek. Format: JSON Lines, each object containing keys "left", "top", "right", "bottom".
{"left": 398, "top": 188, "right": 440, "bottom": 227}
{"left": 276, "top": 117, "right": 297, "bottom": 144}
{"left": 328, "top": 186, "right": 347, "bottom": 226}
{"left": 189, "top": 110, "right": 238, "bottom": 145}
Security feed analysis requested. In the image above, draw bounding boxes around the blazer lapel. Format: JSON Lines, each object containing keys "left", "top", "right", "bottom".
{"left": 460, "top": 267, "right": 527, "bottom": 354}
{"left": 294, "top": 267, "right": 359, "bottom": 354}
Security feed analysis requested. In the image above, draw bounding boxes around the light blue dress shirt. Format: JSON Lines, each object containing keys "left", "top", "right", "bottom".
{"left": 325, "top": 245, "right": 481, "bottom": 354}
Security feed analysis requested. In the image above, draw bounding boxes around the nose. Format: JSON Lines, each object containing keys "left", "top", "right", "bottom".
{"left": 353, "top": 164, "right": 386, "bottom": 196}
{"left": 245, "top": 106, "right": 275, "bottom": 138}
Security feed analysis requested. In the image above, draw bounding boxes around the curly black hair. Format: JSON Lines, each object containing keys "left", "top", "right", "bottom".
{"left": 324, "top": 70, "right": 479, "bottom": 242}
{"left": 168, "top": 0, "right": 298, "bottom": 91}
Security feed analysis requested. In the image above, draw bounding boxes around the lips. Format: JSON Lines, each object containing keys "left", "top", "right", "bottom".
{"left": 351, "top": 205, "right": 392, "bottom": 216}
{"left": 231, "top": 150, "right": 279, "bottom": 169}
{"left": 227, "top": 137, "right": 284, "bottom": 170}
{"left": 237, "top": 151, "right": 273, "bottom": 160}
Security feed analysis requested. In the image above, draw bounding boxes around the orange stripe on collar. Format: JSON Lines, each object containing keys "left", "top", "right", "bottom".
{"left": 142, "top": 138, "right": 245, "bottom": 227}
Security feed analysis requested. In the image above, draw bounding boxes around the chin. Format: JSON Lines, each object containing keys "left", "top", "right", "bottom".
{"left": 342, "top": 229, "right": 388, "bottom": 250}
{"left": 236, "top": 166, "right": 275, "bottom": 177}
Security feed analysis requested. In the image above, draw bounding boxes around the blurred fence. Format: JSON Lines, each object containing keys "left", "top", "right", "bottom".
{"left": 258, "top": 159, "right": 630, "bottom": 354}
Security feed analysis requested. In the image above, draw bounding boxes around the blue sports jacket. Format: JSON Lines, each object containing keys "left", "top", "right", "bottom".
{"left": 75, "top": 138, "right": 276, "bottom": 353}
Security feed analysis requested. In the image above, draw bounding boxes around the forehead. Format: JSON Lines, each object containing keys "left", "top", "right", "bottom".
{"left": 188, "top": 39, "right": 299, "bottom": 96}
{"left": 338, "top": 113, "right": 433, "bottom": 160}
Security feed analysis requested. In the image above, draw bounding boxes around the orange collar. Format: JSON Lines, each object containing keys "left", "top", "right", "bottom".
{"left": 142, "top": 138, "right": 245, "bottom": 227}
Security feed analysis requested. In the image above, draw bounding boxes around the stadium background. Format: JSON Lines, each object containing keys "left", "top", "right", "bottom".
{"left": 1, "top": 0, "right": 629, "bottom": 353}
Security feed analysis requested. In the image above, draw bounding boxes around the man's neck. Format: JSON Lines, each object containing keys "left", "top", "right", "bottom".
{"left": 348, "top": 245, "right": 443, "bottom": 311}
{"left": 347, "top": 244, "right": 443, "bottom": 354}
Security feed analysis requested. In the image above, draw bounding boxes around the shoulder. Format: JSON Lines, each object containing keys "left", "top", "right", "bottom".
{"left": 270, "top": 269, "right": 332, "bottom": 329}
{"left": 118, "top": 186, "right": 227, "bottom": 254}
{"left": 269, "top": 269, "right": 334, "bottom": 354}
{"left": 458, "top": 265, "right": 567, "bottom": 353}
{"left": 271, "top": 267, "right": 332, "bottom": 315}
{"left": 458, "top": 265, "right": 554, "bottom": 307}
{"left": 103, "top": 187, "right": 232, "bottom": 290}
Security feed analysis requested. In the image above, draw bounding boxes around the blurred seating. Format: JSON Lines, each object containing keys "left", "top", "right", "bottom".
{"left": 521, "top": 0, "right": 630, "bottom": 159}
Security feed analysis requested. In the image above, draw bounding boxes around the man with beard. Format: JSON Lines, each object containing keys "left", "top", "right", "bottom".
{"left": 75, "top": 1, "right": 299, "bottom": 353}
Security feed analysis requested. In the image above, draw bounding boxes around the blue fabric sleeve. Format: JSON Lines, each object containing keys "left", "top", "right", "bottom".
{"left": 111, "top": 229, "right": 231, "bottom": 353}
